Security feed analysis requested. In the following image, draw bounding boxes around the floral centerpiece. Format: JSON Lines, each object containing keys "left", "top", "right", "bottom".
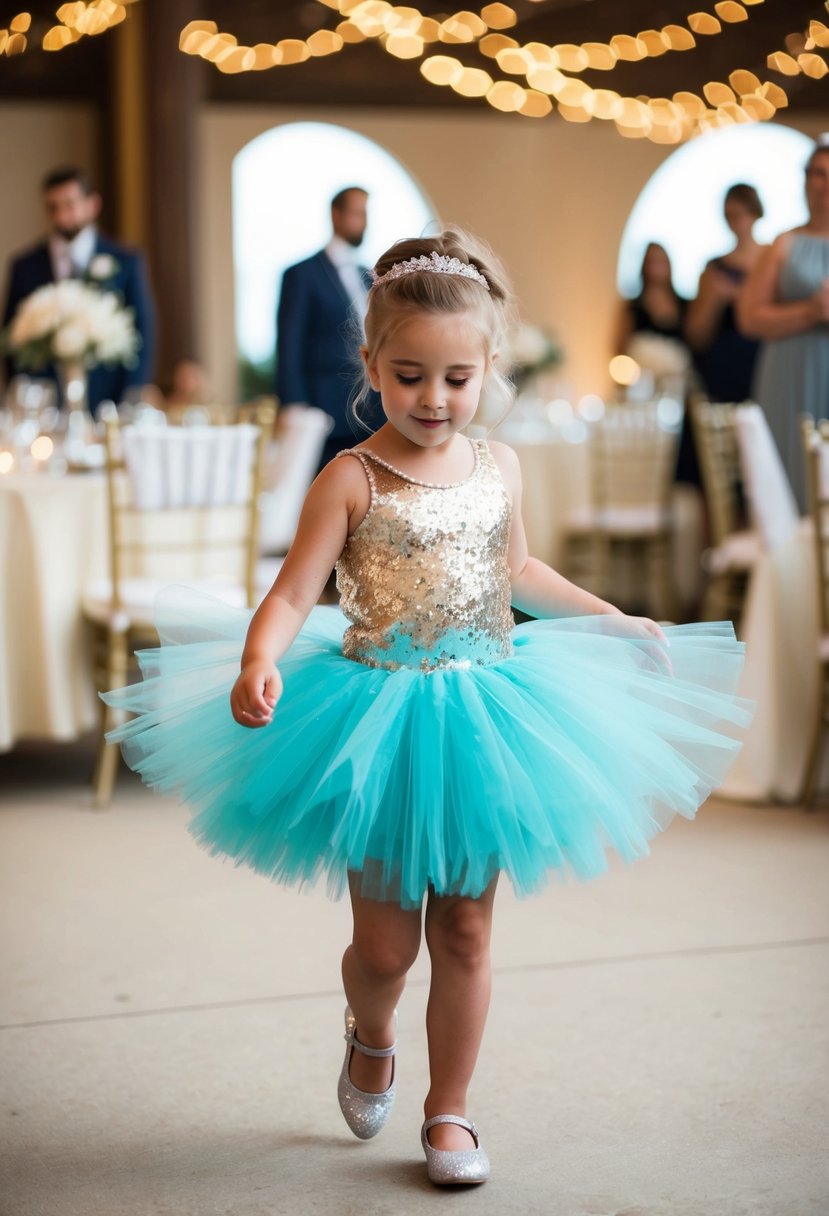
{"left": 3, "top": 278, "right": 139, "bottom": 381}
{"left": 625, "top": 332, "right": 690, "bottom": 396}
{"left": 2, "top": 274, "right": 139, "bottom": 464}
{"left": 505, "top": 322, "right": 562, "bottom": 394}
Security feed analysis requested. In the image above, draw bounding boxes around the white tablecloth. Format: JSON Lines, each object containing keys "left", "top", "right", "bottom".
{"left": 0, "top": 473, "right": 108, "bottom": 751}
{"left": 509, "top": 439, "right": 590, "bottom": 568}
{"left": 719, "top": 520, "right": 819, "bottom": 803}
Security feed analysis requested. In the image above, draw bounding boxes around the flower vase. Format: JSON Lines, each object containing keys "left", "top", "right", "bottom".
{"left": 59, "top": 361, "right": 93, "bottom": 464}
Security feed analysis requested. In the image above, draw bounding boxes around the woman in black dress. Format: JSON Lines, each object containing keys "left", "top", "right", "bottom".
{"left": 617, "top": 242, "right": 688, "bottom": 351}
{"left": 686, "top": 183, "right": 764, "bottom": 403}
{"left": 616, "top": 243, "right": 697, "bottom": 480}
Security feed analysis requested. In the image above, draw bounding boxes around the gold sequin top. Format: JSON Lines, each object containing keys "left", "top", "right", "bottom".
{"left": 335, "top": 440, "right": 514, "bottom": 672}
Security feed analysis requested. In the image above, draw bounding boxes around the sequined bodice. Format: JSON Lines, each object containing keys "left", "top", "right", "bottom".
{"left": 335, "top": 440, "right": 514, "bottom": 671}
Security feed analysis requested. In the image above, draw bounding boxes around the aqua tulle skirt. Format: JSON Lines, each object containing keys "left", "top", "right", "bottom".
{"left": 103, "top": 588, "right": 752, "bottom": 908}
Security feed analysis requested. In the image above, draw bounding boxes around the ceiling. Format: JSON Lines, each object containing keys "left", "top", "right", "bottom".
{"left": 1, "top": 0, "right": 826, "bottom": 112}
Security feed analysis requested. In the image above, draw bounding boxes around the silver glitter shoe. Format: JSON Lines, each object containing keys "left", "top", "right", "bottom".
{"left": 337, "top": 1006, "right": 397, "bottom": 1140}
{"left": 421, "top": 1115, "right": 490, "bottom": 1186}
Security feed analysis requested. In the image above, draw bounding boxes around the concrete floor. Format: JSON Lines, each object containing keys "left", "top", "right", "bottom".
{"left": 1, "top": 739, "right": 827, "bottom": 1216}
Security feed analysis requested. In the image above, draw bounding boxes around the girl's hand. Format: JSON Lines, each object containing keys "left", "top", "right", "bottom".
{"left": 230, "top": 662, "right": 283, "bottom": 728}
{"left": 609, "top": 615, "right": 672, "bottom": 675}
{"left": 618, "top": 615, "right": 667, "bottom": 643}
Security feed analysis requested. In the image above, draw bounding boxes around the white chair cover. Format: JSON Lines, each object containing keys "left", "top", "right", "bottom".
{"left": 121, "top": 424, "right": 259, "bottom": 510}
{"left": 735, "top": 405, "right": 798, "bottom": 552}
{"left": 258, "top": 407, "right": 333, "bottom": 554}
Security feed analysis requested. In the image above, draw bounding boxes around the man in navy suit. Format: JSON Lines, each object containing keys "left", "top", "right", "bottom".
{"left": 2, "top": 166, "right": 155, "bottom": 414}
{"left": 276, "top": 186, "right": 376, "bottom": 470}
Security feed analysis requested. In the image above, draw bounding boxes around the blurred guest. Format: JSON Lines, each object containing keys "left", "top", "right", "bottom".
{"left": 738, "top": 142, "right": 829, "bottom": 510}
{"left": 2, "top": 166, "right": 155, "bottom": 413}
{"left": 275, "top": 187, "right": 373, "bottom": 469}
{"left": 616, "top": 242, "right": 689, "bottom": 352}
{"left": 166, "top": 358, "right": 211, "bottom": 408}
{"left": 686, "top": 184, "right": 764, "bottom": 403}
{"left": 616, "top": 242, "right": 697, "bottom": 481}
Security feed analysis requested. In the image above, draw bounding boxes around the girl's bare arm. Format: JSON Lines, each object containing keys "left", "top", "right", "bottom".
{"left": 231, "top": 456, "right": 369, "bottom": 724}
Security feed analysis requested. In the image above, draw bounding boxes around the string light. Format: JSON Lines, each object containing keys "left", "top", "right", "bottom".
{"left": 174, "top": 0, "right": 807, "bottom": 142}
{"left": 44, "top": 0, "right": 139, "bottom": 51}
{"left": 762, "top": 7, "right": 829, "bottom": 83}
{"left": 0, "top": 12, "right": 31, "bottom": 57}
{"left": 2, "top": 0, "right": 820, "bottom": 150}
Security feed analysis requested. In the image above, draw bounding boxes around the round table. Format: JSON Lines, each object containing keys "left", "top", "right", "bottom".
{"left": 0, "top": 472, "right": 108, "bottom": 751}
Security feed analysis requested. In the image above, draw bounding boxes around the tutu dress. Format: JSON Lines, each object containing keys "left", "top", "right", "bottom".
{"left": 103, "top": 440, "right": 752, "bottom": 909}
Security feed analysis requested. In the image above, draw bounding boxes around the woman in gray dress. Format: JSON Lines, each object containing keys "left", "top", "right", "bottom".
{"left": 738, "top": 142, "right": 829, "bottom": 511}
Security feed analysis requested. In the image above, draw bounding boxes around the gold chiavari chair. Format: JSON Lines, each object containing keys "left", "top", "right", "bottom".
{"left": 83, "top": 402, "right": 274, "bottom": 807}
{"left": 800, "top": 415, "right": 829, "bottom": 805}
{"left": 164, "top": 395, "right": 279, "bottom": 427}
{"left": 561, "top": 400, "right": 681, "bottom": 621}
{"left": 691, "top": 399, "right": 761, "bottom": 627}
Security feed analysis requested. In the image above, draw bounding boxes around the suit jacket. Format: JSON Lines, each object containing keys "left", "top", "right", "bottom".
{"left": 2, "top": 232, "right": 155, "bottom": 414}
{"left": 275, "top": 249, "right": 372, "bottom": 440}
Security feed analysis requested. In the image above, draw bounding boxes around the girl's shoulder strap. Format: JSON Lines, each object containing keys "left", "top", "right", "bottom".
{"left": 472, "top": 436, "right": 498, "bottom": 474}
{"left": 334, "top": 447, "right": 379, "bottom": 504}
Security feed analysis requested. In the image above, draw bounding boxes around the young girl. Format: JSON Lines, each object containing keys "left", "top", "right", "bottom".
{"left": 104, "top": 229, "right": 750, "bottom": 1187}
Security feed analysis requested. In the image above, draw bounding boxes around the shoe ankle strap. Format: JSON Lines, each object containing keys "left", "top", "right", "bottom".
{"left": 347, "top": 1028, "right": 397, "bottom": 1058}
{"left": 422, "top": 1114, "right": 479, "bottom": 1140}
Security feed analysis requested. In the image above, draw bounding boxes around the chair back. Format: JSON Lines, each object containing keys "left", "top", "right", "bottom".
{"left": 590, "top": 400, "right": 681, "bottom": 521}
{"left": 735, "top": 404, "right": 798, "bottom": 552}
{"left": 163, "top": 403, "right": 236, "bottom": 426}
{"left": 104, "top": 403, "right": 274, "bottom": 610}
{"left": 691, "top": 399, "right": 743, "bottom": 547}
{"left": 258, "top": 406, "right": 333, "bottom": 554}
{"left": 803, "top": 416, "right": 829, "bottom": 636}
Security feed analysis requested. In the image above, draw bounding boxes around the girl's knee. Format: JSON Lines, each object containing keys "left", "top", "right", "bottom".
{"left": 351, "top": 926, "right": 419, "bottom": 980}
{"left": 426, "top": 901, "right": 492, "bottom": 967}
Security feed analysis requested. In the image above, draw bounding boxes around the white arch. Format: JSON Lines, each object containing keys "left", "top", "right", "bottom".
{"left": 617, "top": 124, "right": 815, "bottom": 299}
{"left": 232, "top": 122, "right": 437, "bottom": 367}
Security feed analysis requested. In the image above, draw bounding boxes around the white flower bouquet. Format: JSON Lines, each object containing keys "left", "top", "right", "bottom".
{"left": 3, "top": 279, "right": 139, "bottom": 373}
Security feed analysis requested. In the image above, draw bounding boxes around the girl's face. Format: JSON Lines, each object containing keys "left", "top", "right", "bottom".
{"left": 365, "top": 313, "right": 488, "bottom": 448}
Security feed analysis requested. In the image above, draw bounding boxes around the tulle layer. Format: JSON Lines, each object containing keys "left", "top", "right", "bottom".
{"left": 103, "top": 587, "right": 752, "bottom": 908}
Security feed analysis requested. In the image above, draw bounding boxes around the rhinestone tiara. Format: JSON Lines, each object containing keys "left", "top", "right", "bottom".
{"left": 370, "top": 250, "right": 490, "bottom": 292}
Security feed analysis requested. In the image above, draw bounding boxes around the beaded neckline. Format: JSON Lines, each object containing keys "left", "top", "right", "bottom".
{"left": 354, "top": 440, "right": 480, "bottom": 489}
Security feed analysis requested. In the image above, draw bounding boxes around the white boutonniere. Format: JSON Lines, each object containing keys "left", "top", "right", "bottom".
{"left": 88, "top": 253, "right": 119, "bottom": 282}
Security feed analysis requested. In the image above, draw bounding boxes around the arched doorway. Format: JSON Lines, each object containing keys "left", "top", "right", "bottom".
{"left": 232, "top": 122, "right": 436, "bottom": 395}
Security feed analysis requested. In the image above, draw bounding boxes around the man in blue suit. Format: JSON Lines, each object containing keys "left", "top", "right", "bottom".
{"left": 2, "top": 166, "right": 155, "bottom": 414}
{"left": 276, "top": 186, "right": 376, "bottom": 470}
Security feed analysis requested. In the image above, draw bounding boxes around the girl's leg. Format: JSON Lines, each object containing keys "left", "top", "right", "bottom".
{"left": 422, "top": 877, "right": 498, "bottom": 1151}
{"left": 342, "top": 872, "right": 422, "bottom": 1093}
